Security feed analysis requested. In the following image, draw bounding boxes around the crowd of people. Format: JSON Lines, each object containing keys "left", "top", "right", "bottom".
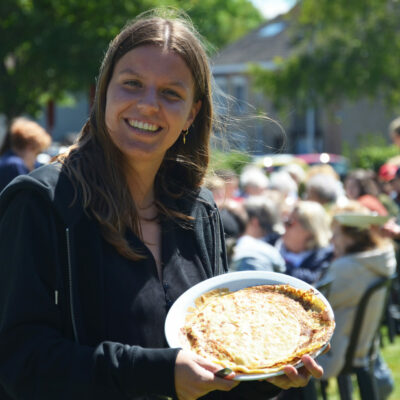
{"left": 205, "top": 149, "right": 400, "bottom": 399}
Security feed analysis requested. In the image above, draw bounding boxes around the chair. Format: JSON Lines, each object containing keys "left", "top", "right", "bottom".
{"left": 314, "top": 274, "right": 334, "bottom": 298}
{"left": 320, "top": 274, "right": 395, "bottom": 400}
{"left": 301, "top": 275, "right": 335, "bottom": 400}
{"left": 383, "top": 273, "right": 400, "bottom": 343}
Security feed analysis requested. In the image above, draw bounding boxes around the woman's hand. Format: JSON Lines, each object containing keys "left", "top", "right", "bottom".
{"left": 266, "top": 353, "right": 325, "bottom": 390}
{"left": 174, "top": 350, "right": 239, "bottom": 400}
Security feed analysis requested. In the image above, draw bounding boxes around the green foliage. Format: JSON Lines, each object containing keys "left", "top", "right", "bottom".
{"left": 351, "top": 141, "right": 398, "bottom": 171}
{"left": 176, "top": 0, "right": 264, "bottom": 51}
{"left": 0, "top": 0, "right": 150, "bottom": 121}
{"left": 209, "top": 149, "right": 251, "bottom": 176}
{"left": 0, "top": 0, "right": 263, "bottom": 123}
{"left": 381, "top": 328, "right": 400, "bottom": 400}
{"left": 250, "top": 0, "right": 400, "bottom": 113}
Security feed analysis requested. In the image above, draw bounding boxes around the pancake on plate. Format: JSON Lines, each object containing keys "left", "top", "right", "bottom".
{"left": 180, "top": 284, "right": 335, "bottom": 374}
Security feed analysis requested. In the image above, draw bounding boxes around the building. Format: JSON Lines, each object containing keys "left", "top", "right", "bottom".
{"left": 211, "top": 12, "right": 395, "bottom": 156}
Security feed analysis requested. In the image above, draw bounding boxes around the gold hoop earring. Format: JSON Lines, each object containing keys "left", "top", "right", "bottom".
{"left": 182, "top": 129, "right": 188, "bottom": 144}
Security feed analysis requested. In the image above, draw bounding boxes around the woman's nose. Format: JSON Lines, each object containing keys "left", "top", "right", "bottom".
{"left": 137, "top": 88, "right": 159, "bottom": 113}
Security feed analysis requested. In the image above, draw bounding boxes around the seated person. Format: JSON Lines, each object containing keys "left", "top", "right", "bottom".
{"left": 215, "top": 168, "right": 242, "bottom": 203}
{"left": 305, "top": 173, "right": 344, "bottom": 210}
{"left": 203, "top": 173, "right": 226, "bottom": 208}
{"left": 239, "top": 166, "right": 269, "bottom": 197}
{"left": 276, "top": 200, "right": 334, "bottom": 284}
{"left": 318, "top": 201, "right": 396, "bottom": 398}
{"left": 344, "top": 169, "right": 389, "bottom": 216}
{"left": 229, "top": 195, "right": 286, "bottom": 273}
{"left": 0, "top": 117, "right": 51, "bottom": 191}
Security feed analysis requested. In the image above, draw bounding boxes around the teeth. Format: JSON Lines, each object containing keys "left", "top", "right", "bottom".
{"left": 128, "top": 119, "right": 158, "bottom": 132}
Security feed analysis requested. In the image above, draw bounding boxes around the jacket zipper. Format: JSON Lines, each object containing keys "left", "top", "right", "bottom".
{"left": 211, "top": 209, "right": 222, "bottom": 276}
{"left": 66, "top": 227, "right": 79, "bottom": 343}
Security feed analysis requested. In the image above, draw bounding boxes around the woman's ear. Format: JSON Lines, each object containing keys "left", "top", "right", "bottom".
{"left": 184, "top": 100, "right": 202, "bottom": 130}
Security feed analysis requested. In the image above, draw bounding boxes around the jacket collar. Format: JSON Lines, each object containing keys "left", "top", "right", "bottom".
{"left": 0, "top": 162, "right": 85, "bottom": 227}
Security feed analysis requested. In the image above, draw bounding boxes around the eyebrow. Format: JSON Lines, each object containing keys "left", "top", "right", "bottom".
{"left": 117, "top": 68, "right": 189, "bottom": 90}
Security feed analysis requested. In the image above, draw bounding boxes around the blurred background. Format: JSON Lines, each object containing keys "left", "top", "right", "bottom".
{"left": 2, "top": 0, "right": 400, "bottom": 170}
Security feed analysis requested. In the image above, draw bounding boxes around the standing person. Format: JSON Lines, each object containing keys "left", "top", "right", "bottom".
{"left": 0, "top": 117, "right": 51, "bottom": 191}
{"left": 0, "top": 9, "right": 324, "bottom": 400}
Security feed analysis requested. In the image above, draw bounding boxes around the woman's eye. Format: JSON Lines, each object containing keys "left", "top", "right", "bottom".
{"left": 125, "top": 80, "right": 141, "bottom": 88}
{"left": 163, "top": 89, "right": 181, "bottom": 99}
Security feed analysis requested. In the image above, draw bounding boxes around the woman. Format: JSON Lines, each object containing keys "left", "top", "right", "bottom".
{"left": 0, "top": 10, "right": 324, "bottom": 400}
{"left": 318, "top": 201, "right": 396, "bottom": 397}
{"left": 0, "top": 117, "right": 51, "bottom": 191}
{"left": 277, "top": 200, "right": 334, "bottom": 285}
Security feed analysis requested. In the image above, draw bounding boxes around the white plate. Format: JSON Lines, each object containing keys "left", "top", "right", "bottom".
{"left": 164, "top": 270, "right": 334, "bottom": 381}
{"left": 334, "top": 212, "right": 390, "bottom": 228}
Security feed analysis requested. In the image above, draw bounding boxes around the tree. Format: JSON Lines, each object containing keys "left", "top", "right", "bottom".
{"left": 176, "top": 0, "right": 264, "bottom": 50}
{"left": 250, "top": 0, "right": 400, "bottom": 113}
{"left": 0, "top": 0, "right": 263, "bottom": 126}
{"left": 0, "top": 0, "right": 152, "bottom": 122}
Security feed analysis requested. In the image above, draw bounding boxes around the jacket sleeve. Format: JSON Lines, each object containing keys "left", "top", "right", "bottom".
{"left": 0, "top": 192, "right": 179, "bottom": 399}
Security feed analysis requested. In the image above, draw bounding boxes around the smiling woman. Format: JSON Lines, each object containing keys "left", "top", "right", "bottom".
{"left": 0, "top": 7, "right": 324, "bottom": 400}
{"left": 105, "top": 45, "right": 201, "bottom": 168}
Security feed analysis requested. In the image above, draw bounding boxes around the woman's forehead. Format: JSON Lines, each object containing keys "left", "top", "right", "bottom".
{"left": 113, "top": 45, "right": 195, "bottom": 86}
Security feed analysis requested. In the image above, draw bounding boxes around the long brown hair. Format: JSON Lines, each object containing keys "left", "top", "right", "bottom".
{"left": 58, "top": 9, "right": 214, "bottom": 260}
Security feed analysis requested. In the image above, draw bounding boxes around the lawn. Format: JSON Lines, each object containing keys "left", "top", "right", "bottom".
{"left": 317, "top": 328, "right": 400, "bottom": 399}
{"left": 382, "top": 331, "right": 400, "bottom": 400}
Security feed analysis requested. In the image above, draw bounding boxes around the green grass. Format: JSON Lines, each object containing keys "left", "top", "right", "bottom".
{"left": 314, "top": 328, "right": 400, "bottom": 399}
{"left": 382, "top": 331, "right": 400, "bottom": 400}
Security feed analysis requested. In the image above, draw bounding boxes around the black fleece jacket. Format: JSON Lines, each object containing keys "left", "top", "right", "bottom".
{"left": 0, "top": 163, "right": 281, "bottom": 400}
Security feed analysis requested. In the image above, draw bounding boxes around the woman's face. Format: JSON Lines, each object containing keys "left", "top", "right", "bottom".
{"left": 105, "top": 45, "right": 201, "bottom": 168}
{"left": 282, "top": 212, "right": 312, "bottom": 253}
{"left": 331, "top": 223, "right": 354, "bottom": 257}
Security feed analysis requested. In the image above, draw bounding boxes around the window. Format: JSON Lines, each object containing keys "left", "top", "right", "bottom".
{"left": 232, "top": 76, "right": 248, "bottom": 115}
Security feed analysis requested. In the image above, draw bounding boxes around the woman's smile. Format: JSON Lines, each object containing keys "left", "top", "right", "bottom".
{"left": 125, "top": 118, "right": 161, "bottom": 134}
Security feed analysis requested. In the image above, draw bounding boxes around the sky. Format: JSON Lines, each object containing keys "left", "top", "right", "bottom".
{"left": 250, "top": 0, "right": 296, "bottom": 19}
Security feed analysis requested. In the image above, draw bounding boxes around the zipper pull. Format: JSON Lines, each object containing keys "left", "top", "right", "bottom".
{"left": 54, "top": 290, "right": 59, "bottom": 305}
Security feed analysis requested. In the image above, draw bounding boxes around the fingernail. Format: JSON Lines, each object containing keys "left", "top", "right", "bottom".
{"left": 215, "top": 368, "right": 233, "bottom": 377}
